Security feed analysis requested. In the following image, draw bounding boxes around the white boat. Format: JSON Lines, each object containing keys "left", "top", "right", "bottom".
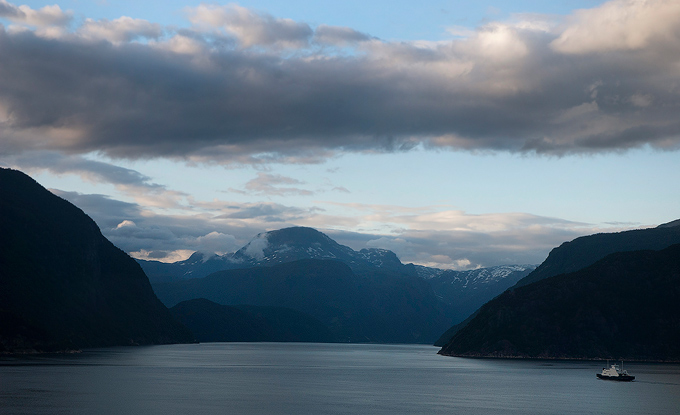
{"left": 597, "top": 361, "right": 635, "bottom": 381}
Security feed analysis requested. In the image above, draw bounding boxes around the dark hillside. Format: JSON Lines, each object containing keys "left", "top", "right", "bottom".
{"left": 170, "top": 299, "right": 335, "bottom": 343}
{"left": 439, "top": 244, "right": 680, "bottom": 361}
{"left": 0, "top": 168, "right": 192, "bottom": 352}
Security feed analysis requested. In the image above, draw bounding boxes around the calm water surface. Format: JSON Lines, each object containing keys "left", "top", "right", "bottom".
{"left": 1, "top": 343, "right": 679, "bottom": 415}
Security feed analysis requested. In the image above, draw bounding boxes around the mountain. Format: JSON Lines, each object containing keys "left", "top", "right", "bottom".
{"left": 229, "top": 227, "right": 411, "bottom": 273}
{"left": 153, "top": 259, "right": 451, "bottom": 344}
{"left": 0, "top": 168, "right": 193, "bottom": 353}
{"left": 426, "top": 265, "right": 535, "bottom": 325}
{"left": 514, "top": 221, "right": 680, "bottom": 288}
{"left": 170, "top": 299, "right": 335, "bottom": 343}
{"left": 439, "top": 243, "right": 680, "bottom": 361}
{"left": 145, "top": 226, "right": 534, "bottom": 342}
{"left": 138, "top": 227, "right": 415, "bottom": 283}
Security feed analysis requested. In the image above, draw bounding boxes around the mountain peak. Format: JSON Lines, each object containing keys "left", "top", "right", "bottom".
{"left": 140, "top": 226, "right": 416, "bottom": 281}
{"left": 264, "top": 226, "right": 336, "bottom": 246}
{"left": 230, "top": 226, "right": 365, "bottom": 267}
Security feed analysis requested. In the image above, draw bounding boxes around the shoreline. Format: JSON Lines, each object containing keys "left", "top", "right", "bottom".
{"left": 437, "top": 351, "right": 680, "bottom": 363}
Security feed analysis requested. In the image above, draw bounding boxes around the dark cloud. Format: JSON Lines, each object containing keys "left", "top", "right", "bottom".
{"left": 0, "top": 1, "right": 22, "bottom": 19}
{"left": 0, "top": 0, "right": 71, "bottom": 26}
{"left": 217, "top": 202, "right": 309, "bottom": 221}
{"left": 51, "top": 190, "right": 143, "bottom": 230}
{"left": 313, "top": 24, "right": 373, "bottom": 45}
{"left": 6, "top": 152, "right": 162, "bottom": 189}
{"left": 0, "top": 0, "right": 678, "bottom": 163}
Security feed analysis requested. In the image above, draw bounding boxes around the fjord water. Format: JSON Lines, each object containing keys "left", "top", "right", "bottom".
{"left": 2, "top": 343, "right": 679, "bottom": 415}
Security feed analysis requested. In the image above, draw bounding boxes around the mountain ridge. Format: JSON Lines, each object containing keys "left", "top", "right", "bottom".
{"left": 513, "top": 223, "right": 680, "bottom": 288}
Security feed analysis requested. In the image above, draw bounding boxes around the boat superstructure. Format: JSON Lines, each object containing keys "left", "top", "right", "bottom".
{"left": 596, "top": 362, "right": 635, "bottom": 381}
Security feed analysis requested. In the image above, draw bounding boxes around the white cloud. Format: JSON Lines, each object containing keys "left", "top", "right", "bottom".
{"left": 130, "top": 249, "right": 195, "bottom": 263}
{"left": 78, "top": 16, "right": 162, "bottom": 43}
{"left": 194, "top": 231, "right": 239, "bottom": 255}
{"left": 186, "top": 3, "right": 312, "bottom": 49}
{"left": 244, "top": 233, "right": 269, "bottom": 260}
{"left": 156, "top": 33, "right": 207, "bottom": 55}
{"left": 466, "top": 23, "right": 530, "bottom": 62}
{"left": 551, "top": 0, "right": 680, "bottom": 54}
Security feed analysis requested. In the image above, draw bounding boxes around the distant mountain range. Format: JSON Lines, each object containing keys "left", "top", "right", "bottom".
{"left": 0, "top": 168, "right": 193, "bottom": 353}
{"left": 154, "top": 258, "right": 450, "bottom": 343}
{"left": 439, "top": 220, "right": 680, "bottom": 361}
{"left": 139, "top": 226, "right": 414, "bottom": 283}
{"left": 141, "top": 226, "right": 535, "bottom": 326}
{"left": 144, "top": 226, "right": 535, "bottom": 343}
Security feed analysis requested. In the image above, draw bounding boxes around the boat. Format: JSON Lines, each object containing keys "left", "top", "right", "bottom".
{"left": 597, "top": 361, "right": 635, "bottom": 381}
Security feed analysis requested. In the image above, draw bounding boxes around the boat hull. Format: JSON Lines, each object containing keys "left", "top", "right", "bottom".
{"left": 596, "top": 374, "right": 635, "bottom": 381}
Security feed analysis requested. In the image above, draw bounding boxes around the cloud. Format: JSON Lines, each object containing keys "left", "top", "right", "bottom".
{"left": 317, "top": 203, "right": 607, "bottom": 269}
{"left": 186, "top": 4, "right": 312, "bottom": 49}
{"left": 240, "top": 172, "right": 313, "bottom": 196}
{"left": 358, "top": 225, "right": 591, "bottom": 270}
{"left": 0, "top": 0, "right": 678, "bottom": 166}
{"left": 215, "top": 202, "right": 310, "bottom": 222}
{"left": 51, "top": 190, "right": 143, "bottom": 230}
{"left": 46, "top": 184, "right": 646, "bottom": 269}
{"left": 48, "top": 187, "right": 327, "bottom": 262}
{"left": 2, "top": 151, "right": 187, "bottom": 209}
{"left": 551, "top": 0, "right": 680, "bottom": 54}
{"left": 194, "top": 231, "right": 238, "bottom": 255}
{"left": 78, "top": 16, "right": 163, "bottom": 43}
{"left": 243, "top": 233, "right": 269, "bottom": 260}
{"left": 5, "top": 151, "right": 159, "bottom": 188}
{"left": 50, "top": 189, "right": 249, "bottom": 261}
{"left": 0, "top": 0, "right": 72, "bottom": 27}
{"left": 313, "top": 24, "right": 372, "bottom": 46}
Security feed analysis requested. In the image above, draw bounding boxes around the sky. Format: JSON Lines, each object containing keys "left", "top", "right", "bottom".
{"left": 1, "top": 0, "right": 679, "bottom": 269}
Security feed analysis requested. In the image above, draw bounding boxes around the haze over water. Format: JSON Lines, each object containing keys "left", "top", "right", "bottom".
{"left": 2, "top": 343, "right": 679, "bottom": 415}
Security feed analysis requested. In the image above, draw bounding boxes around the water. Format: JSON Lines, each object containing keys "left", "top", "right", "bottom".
{"left": 1, "top": 343, "right": 679, "bottom": 415}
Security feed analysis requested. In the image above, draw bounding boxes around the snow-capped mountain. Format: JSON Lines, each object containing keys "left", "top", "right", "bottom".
{"left": 425, "top": 264, "right": 536, "bottom": 323}
{"left": 435, "top": 265, "right": 536, "bottom": 288}
{"left": 139, "top": 227, "right": 414, "bottom": 283}
{"left": 226, "top": 227, "right": 407, "bottom": 272}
